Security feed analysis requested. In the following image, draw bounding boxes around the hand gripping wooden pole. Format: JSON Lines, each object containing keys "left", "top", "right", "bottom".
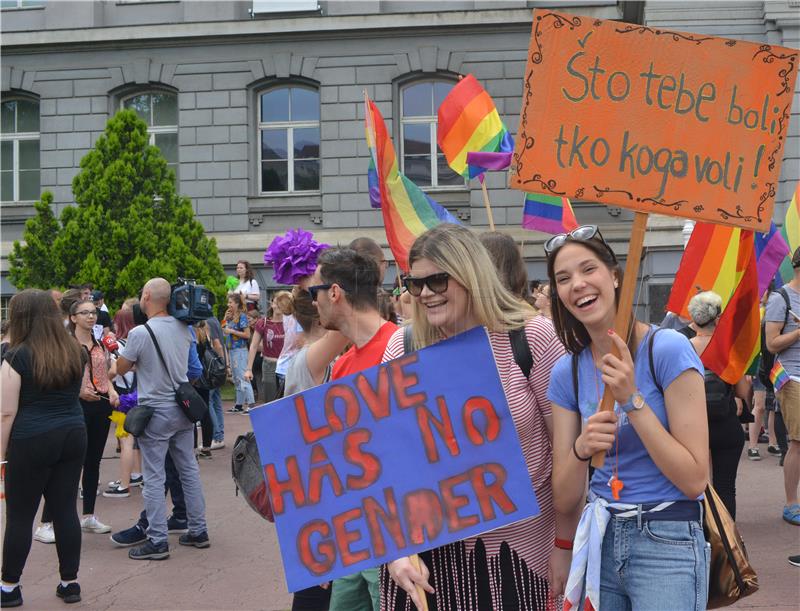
{"left": 480, "top": 180, "right": 496, "bottom": 231}
{"left": 409, "top": 553, "right": 429, "bottom": 611}
{"left": 591, "top": 212, "right": 649, "bottom": 468}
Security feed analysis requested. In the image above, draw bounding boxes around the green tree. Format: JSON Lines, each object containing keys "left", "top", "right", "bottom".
{"left": 8, "top": 191, "right": 63, "bottom": 289}
{"left": 9, "top": 109, "right": 226, "bottom": 310}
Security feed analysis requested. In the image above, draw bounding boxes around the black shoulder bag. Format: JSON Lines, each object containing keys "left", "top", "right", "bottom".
{"left": 144, "top": 323, "right": 208, "bottom": 424}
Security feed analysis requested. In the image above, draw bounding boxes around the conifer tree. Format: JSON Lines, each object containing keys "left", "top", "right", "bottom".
{"left": 8, "top": 191, "right": 63, "bottom": 290}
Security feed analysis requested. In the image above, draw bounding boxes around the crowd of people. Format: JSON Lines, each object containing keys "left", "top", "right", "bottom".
{"left": 0, "top": 230, "right": 798, "bottom": 610}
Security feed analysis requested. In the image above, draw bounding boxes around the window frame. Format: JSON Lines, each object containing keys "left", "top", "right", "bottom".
{"left": 257, "top": 84, "right": 320, "bottom": 195}
{"left": 1, "top": 96, "right": 40, "bottom": 204}
{"left": 398, "top": 77, "right": 464, "bottom": 191}
{"left": 120, "top": 90, "right": 179, "bottom": 179}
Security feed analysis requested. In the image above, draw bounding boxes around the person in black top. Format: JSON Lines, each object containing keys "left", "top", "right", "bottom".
{"left": 1, "top": 289, "right": 88, "bottom": 607}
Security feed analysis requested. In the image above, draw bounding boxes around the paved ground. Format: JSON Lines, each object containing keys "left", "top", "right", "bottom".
{"left": 6, "top": 405, "right": 800, "bottom": 610}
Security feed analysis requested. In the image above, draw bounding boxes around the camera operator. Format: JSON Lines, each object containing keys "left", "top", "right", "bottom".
{"left": 114, "top": 278, "right": 210, "bottom": 559}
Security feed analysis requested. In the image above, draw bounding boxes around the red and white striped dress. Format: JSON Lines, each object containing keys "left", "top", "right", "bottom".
{"left": 379, "top": 316, "right": 566, "bottom": 611}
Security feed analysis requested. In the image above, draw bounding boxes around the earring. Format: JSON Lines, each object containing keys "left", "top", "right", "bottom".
{"left": 613, "top": 280, "right": 619, "bottom": 288}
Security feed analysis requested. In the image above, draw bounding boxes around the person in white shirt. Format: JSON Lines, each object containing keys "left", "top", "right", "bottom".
{"left": 235, "top": 260, "right": 260, "bottom": 311}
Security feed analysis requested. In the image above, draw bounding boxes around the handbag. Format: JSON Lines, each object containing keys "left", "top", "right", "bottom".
{"left": 703, "top": 484, "right": 758, "bottom": 608}
{"left": 143, "top": 323, "right": 208, "bottom": 424}
{"left": 123, "top": 405, "right": 155, "bottom": 437}
{"left": 231, "top": 432, "right": 274, "bottom": 522}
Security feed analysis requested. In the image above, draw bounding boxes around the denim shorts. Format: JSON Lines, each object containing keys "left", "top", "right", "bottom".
{"left": 600, "top": 514, "right": 710, "bottom": 610}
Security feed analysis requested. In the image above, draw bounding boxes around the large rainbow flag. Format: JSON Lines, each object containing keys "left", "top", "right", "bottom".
{"left": 755, "top": 221, "right": 790, "bottom": 295}
{"left": 778, "top": 181, "right": 799, "bottom": 283}
{"left": 365, "top": 96, "right": 458, "bottom": 272}
{"left": 522, "top": 193, "right": 578, "bottom": 235}
{"left": 437, "top": 74, "right": 514, "bottom": 179}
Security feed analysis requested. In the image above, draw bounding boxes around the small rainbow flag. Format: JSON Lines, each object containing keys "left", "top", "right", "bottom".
{"left": 755, "top": 221, "right": 790, "bottom": 296}
{"left": 778, "top": 181, "right": 799, "bottom": 284}
{"left": 770, "top": 360, "right": 790, "bottom": 393}
{"left": 365, "top": 96, "right": 458, "bottom": 272}
{"left": 522, "top": 193, "right": 578, "bottom": 235}
{"left": 437, "top": 74, "right": 514, "bottom": 179}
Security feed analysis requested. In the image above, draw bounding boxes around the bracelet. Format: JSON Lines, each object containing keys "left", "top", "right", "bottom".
{"left": 554, "top": 537, "right": 574, "bottom": 550}
{"left": 572, "top": 439, "right": 591, "bottom": 462}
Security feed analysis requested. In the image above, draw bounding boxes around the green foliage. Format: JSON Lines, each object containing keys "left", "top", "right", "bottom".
{"left": 8, "top": 109, "right": 225, "bottom": 310}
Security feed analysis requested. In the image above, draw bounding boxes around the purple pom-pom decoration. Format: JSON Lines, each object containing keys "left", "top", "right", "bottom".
{"left": 118, "top": 391, "right": 138, "bottom": 414}
{"left": 263, "top": 228, "right": 329, "bottom": 285}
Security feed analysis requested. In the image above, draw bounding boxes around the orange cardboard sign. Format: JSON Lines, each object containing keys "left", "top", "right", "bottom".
{"left": 511, "top": 11, "right": 798, "bottom": 231}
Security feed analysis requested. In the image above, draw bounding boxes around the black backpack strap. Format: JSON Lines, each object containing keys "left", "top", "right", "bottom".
{"left": 779, "top": 287, "right": 791, "bottom": 331}
{"left": 647, "top": 327, "right": 664, "bottom": 395}
{"left": 508, "top": 327, "right": 534, "bottom": 380}
{"left": 143, "top": 323, "right": 177, "bottom": 391}
{"left": 402, "top": 324, "right": 413, "bottom": 355}
{"left": 572, "top": 353, "right": 579, "bottom": 406}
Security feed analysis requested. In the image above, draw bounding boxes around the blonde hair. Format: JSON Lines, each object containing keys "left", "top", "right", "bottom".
{"left": 273, "top": 290, "right": 294, "bottom": 316}
{"left": 688, "top": 290, "right": 722, "bottom": 328}
{"left": 407, "top": 223, "right": 533, "bottom": 350}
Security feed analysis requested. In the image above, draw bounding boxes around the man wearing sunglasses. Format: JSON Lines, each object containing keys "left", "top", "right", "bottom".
{"left": 307, "top": 247, "right": 398, "bottom": 610}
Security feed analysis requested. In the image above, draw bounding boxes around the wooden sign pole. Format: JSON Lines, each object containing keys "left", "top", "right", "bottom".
{"left": 591, "top": 211, "right": 649, "bottom": 468}
{"left": 409, "top": 553, "right": 429, "bottom": 611}
{"left": 480, "top": 181, "right": 496, "bottom": 231}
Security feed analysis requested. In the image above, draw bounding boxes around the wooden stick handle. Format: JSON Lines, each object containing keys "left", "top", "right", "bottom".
{"left": 591, "top": 212, "right": 649, "bottom": 468}
{"left": 408, "top": 553, "right": 429, "bottom": 611}
{"left": 480, "top": 180, "right": 495, "bottom": 231}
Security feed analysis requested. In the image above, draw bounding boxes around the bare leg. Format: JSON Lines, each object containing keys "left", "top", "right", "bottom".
{"left": 768, "top": 411, "right": 778, "bottom": 447}
{"left": 119, "top": 435, "right": 134, "bottom": 488}
{"left": 784, "top": 439, "right": 800, "bottom": 506}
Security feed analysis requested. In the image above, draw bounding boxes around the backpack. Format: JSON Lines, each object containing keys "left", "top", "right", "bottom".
{"left": 231, "top": 432, "right": 274, "bottom": 522}
{"left": 757, "top": 288, "right": 791, "bottom": 390}
{"left": 197, "top": 342, "right": 227, "bottom": 390}
{"left": 703, "top": 368, "right": 736, "bottom": 422}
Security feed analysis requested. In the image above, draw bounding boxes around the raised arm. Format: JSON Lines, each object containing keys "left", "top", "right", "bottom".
{"left": 306, "top": 331, "right": 349, "bottom": 385}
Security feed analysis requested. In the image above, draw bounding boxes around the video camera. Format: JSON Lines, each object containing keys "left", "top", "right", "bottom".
{"left": 169, "top": 278, "right": 215, "bottom": 324}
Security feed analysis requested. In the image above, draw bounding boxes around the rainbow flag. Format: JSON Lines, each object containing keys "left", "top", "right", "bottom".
{"left": 666, "top": 224, "right": 745, "bottom": 319}
{"left": 755, "top": 222, "right": 790, "bottom": 296}
{"left": 770, "top": 360, "right": 791, "bottom": 393}
{"left": 437, "top": 74, "right": 514, "bottom": 179}
{"left": 778, "top": 181, "right": 799, "bottom": 284}
{"left": 365, "top": 96, "right": 458, "bottom": 272}
{"left": 701, "top": 230, "right": 760, "bottom": 384}
{"left": 522, "top": 193, "right": 578, "bottom": 235}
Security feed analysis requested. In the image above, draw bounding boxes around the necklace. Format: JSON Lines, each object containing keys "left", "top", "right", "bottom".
{"left": 592, "top": 343, "right": 624, "bottom": 501}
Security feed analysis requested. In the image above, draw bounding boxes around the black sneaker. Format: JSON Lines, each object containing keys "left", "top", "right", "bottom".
{"left": 167, "top": 515, "right": 188, "bottom": 533}
{"left": 758, "top": 432, "right": 769, "bottom": 443}
{"left": 789, "top": 555, "right": 800, "bottom": 567}
{"left": 110, "top": 524, "right": 146, "bottom": 548}
{"left": 179, "top": 531, "right": 210, "bottom": 549}
{"left": 1, "top": 585, "right": 22, "bottom": 608}
{"left": 128, "top": 539, "right": 169, "bottom": 560}
{"left": 768, "top": 445, "right": 782, "bottom": 456}
{"left": 227, "top": 404, "right": 243, "bottom": 413}
{"left": 102, "top": 484, "right": 130, "bottom": 498}
{"left": 56, "top": 582, "right": 81, "bottom": 604}
{"left": 747, "top": 448, "right": 761, "bottom": 461}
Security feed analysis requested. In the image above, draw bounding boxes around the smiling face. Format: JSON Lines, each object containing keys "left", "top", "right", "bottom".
{"left": 552, "top": 242, "right": 618, "bottom": 332}
{"left": 409, "top": 257, "right": 473, "bottom": 337}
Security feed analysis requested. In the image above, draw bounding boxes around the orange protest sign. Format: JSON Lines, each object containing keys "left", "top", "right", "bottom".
{"left": 511, "top": 11, "right": 798, "bottom": 232}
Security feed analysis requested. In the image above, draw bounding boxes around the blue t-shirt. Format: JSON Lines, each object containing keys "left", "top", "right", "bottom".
{"left": 547, "top": 327, "right": 703, "bottom": 503}
{"left": 224, "top": 313, "right": 250, "bottom": 351}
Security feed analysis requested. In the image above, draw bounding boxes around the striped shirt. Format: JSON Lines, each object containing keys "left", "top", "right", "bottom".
{"left": 380, "top": 316, "right": 565, "bottom": 611}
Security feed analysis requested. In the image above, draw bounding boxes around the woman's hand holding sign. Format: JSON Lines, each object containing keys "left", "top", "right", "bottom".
{"left": 388, "top": 555, "right": 434, "bottom": 611}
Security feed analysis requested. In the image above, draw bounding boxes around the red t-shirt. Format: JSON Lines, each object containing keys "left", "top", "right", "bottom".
{"left": 331, "top": 321, "right": 398, "bottom": 380}
{"left": 255, "top": 318, "right": 285, "bottom": 358}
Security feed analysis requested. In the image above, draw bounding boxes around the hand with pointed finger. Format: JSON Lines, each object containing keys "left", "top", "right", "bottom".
{"left": 388, "top": 556, "right": 435, "bottom": 610}
{"left": 600, "top": 330, "right": 637, "bottom": 405}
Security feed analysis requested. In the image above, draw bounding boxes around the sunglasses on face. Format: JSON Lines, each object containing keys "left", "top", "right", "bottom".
{"left": 403, "top": 272, "right": 450, "bottom": 297}
{"left": 307, "top": 284, "right": 331, "bottom": 301}
{"left": 543, "top": 225, "right": 618, "bottom": 262}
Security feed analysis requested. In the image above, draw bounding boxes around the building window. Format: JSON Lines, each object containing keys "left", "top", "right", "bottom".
{"left": 1, "top": 97, "right": 40, "bottom": 203}
{"left": 0, "top": 0, "right": 46, "bottom": 8}
{"left": 400, "top": 80, "right": 462, "bottom": 188}
{"left": 259, "top": 86, "right": 319, "bottom": 193}
{"left": 122, "top": 92, "right": 178, "bottom": 179}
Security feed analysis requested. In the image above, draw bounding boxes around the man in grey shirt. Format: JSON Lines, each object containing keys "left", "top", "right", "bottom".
{"left": 116, "top": 278, "right": 210, "bottom": 559}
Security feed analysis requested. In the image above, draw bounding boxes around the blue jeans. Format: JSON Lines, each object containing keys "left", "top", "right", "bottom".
{"left": 600, "top": 515, "right": 709, "bottom": 610}
{"left": 207, "top": 387, "right": 224, "bottom": 442}
{"left": 230, "top": 347, "right": 254, "bottom": 406}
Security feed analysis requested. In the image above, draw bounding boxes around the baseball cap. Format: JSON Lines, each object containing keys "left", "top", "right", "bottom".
{"left": 91, "top": 290, "right": 104, "bottom": 301}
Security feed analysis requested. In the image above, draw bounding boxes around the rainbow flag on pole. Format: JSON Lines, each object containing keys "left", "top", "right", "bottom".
{"left": 522, "top": 193, "right": 578, "bottom": 235}
{"left": 755, "top": 222, "right": 790, "bottom": 295}
{"left": 778, "top": 181, "right": 799, "bottom": 284}
{"left": 365, "top": 96, "right": 458, "bottom": 272}
{"left": 769, "top": 360, "right": 791, "bottom": 393}
{"left": 437, "top": 74, "right": 514, "bottom": 180}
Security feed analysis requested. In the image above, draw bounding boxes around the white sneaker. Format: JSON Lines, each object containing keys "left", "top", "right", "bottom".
{"left": 81, "top": 515, "right": 111, "bottom": 534}
{"left": 34, "top": 523, "right": 56, "bottom": 544}
{"left": 210, "top": 440, "right": 225, "bottom": 450}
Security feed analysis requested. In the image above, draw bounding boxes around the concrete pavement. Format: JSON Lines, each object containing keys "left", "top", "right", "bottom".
{"left": 6, "top": 407, "right": 799, "bottom": 610}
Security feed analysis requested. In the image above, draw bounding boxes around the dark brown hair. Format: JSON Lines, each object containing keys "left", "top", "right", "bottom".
{"left": 479, "top": 231, "right": 530, "bottom": 301}
{"left": 317, "top": 247, "right": 380, "bottom": 311}
{"left": 226, "top": 292, "right": 245, "bottom": 316}
{"left": 292, "top": 286, "right": 319, "bottom": 333}
{"left": 7, "top": 289, "right": 84, "bottom": 389}
{"left": 237, "top": 259, "right": 255, "bottom": 282}
{"left": 67, "top": 298, "right": 96, "bottom": 336}
{"left": 59, "top": 288, "right": 83, "bottom": 317}
{"left": 546, "top": 237, "right": 623, "bottom": 354}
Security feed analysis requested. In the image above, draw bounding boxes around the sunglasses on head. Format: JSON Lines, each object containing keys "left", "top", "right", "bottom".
{"left": 403, "top": 272, "right": 450, "bottom": 297}
{"left": 543, "top": 225, "right": 617, "bottom": 262}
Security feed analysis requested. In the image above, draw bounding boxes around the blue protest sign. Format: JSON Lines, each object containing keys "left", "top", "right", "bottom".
{"left": 249, "top": 326, "right": 540, "bottom": 592}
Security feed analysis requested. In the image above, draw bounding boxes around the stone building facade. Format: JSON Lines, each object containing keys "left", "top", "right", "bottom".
{"left": 1, "top": 1, "right": 798, "bottom": 321}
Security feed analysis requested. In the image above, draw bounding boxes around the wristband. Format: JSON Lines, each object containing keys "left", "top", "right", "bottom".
{"left": 572, "top": 439, "right": 591, "bottom": 462}
{"left": 554, "top": 537, "right": 573, "bottom": 550}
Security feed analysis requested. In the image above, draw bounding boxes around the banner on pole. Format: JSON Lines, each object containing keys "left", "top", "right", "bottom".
{"left": 249, "top": 327, "right": 540, "bottom": 592}
{"left": 511, "top": 10, "right": 798, "bottom": 232}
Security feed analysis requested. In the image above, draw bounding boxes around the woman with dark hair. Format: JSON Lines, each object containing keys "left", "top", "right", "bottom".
{"left": 1, "top": 289, "right": 88, "bottom": 607}
{"left": 479, "top": 230, "right": 532, "bottom": 303}
{"left": 192, "top": 321, "right": 216, "bottom": 460}
{"left": 383, "top": 223, "right": 568, "bottom": 611}
{"left": 545, "top": 226, "right": 709, "bottom": 610}
{"left": 687, "top": 291, "right": 749, "bottom": 519}
{"left": 223, "top": 292, "right": 254, "bottom": 414}
{"left": 235, "top": 260, "right": 260, "bottom": 311}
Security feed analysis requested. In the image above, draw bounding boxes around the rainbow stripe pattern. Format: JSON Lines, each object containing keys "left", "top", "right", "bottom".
{"left": 755, "top": 222, "right": 790, "bottom": 296}
{"left": 778, "top": 181, "right": 799, "bottom": 284}
{"left": 437, "top": 74, "right": 514, "bottom": 179}
{"left": 365, "top": 96, "right": 458, "bottom": 272}
{"left": 522, "top": 193, "right": 578, "bottom": 235}
{"left": 770, "top": 360, "right": 790, "bottom": 393}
